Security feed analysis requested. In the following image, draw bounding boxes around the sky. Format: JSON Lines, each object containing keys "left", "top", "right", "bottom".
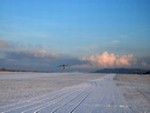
{"left": 0, "top": 0, "right": 150, "bottom": 72}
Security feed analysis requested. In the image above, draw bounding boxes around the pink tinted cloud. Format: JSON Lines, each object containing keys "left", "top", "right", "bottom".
{"left": 82, "top": 51, "right": 135, "bottom": 68}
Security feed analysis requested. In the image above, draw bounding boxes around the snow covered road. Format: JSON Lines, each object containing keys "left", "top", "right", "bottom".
{"left": 0, "top": 74, "right": 134, "bottom": 113}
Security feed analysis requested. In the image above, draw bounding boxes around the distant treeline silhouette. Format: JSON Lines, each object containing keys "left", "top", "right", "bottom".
{"left": 94, "top": 68, "right": 150, "bottom": 75}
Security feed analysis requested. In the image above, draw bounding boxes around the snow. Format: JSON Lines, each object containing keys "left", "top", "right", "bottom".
{"left": 0, "top": 72, "right": 149, "bottom": 113}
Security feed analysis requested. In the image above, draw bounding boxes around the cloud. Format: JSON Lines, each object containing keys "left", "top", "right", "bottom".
{"left": 0, "top": 39, "right": 149, "bottom": 72}
{"left": 18, "top": 49, "right": 58, "bottom": 59}
{"left": 134, "top": 57, "right": 150, "bottom": 69}
{"left": 5, "top": 49, "right": 58, "bottom": 61}
{"left": 0, "top": 48, "right": 59, "bottom": 71}
{"left": 82, "top": 51, "right": 135, "bottom": 68}
{"left": 0, "top": 39, "right": 58, "bottom": 59}
{"left": 0, "top": 39, "right": 11, "bottom": 48}
{"left": 111, "top": 40, "right": 120, "bottom": 44}
{"left": 0, "top": 39, "right": 85, "bottom": 71}
{"left": 70, "top": 63, "right": 96, "bottom": 72}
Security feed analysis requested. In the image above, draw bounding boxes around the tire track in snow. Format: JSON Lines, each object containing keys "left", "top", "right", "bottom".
{"left": 23, "top": 89, "right": 82, "bottom": 113}
{"left": 36, "top": 85, "right": 93, "bottom": 113}
{"left": 0, "top": 83, "right": 90, "bottom": 113}
{"left": 69, "top": 89, "right": 93, "bottom": 113}
{"left": 0, "top": 74, "right": 135, "bottom": 113}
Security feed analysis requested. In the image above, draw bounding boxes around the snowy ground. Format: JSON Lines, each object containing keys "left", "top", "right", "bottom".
{"left": 0, "top": 72, "right": 149, "bottom": 113}
{"left": 0, "top": 72, "right": 104, "bottom": 106}
{"left": 114, "top": 74, "right": 150, "bottom": 113}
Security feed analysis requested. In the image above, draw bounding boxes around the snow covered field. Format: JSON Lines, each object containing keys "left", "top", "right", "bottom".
{"left": 0, "top": 72, "right": 149, "bottom": 113}
{"left": 0, "top": 72, "right": 103, "bottom": 106}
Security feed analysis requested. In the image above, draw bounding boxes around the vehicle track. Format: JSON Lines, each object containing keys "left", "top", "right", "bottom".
{"left": 0, "top": 74, "right": 135, "bottom": 113}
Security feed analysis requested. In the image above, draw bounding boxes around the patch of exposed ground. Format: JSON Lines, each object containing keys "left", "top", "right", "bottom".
{"left": 115, "top": 74, "right": 150, "bottom": 113}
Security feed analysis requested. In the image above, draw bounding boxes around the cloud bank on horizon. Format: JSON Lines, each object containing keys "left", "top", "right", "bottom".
{"left": 0, "top": 39, "right": 149, "bottom": 72}
{"left": 82, "top": 52, "right": 135, "bottom": 68}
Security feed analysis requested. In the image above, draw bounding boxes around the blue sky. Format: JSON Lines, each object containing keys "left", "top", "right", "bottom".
{"left": 0, "top": 0, "right": 150, "bottom": 71}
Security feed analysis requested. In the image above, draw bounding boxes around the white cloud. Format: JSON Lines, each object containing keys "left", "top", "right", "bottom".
{"left": 82, "top": 51, "right": 135, "bottom": 68}
{"left": 111, "top": 40, "right": 120, "bottom": 44}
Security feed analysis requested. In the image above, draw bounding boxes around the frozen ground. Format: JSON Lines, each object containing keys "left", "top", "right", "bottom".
{"left": 0, "top": 72, "right": 103, "bottom": 106}
{"left": 114, "top": 74, "right": 150, "bottom": 113}
{"left": 0, "top": 72, "right": 149, "bottom": 113}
